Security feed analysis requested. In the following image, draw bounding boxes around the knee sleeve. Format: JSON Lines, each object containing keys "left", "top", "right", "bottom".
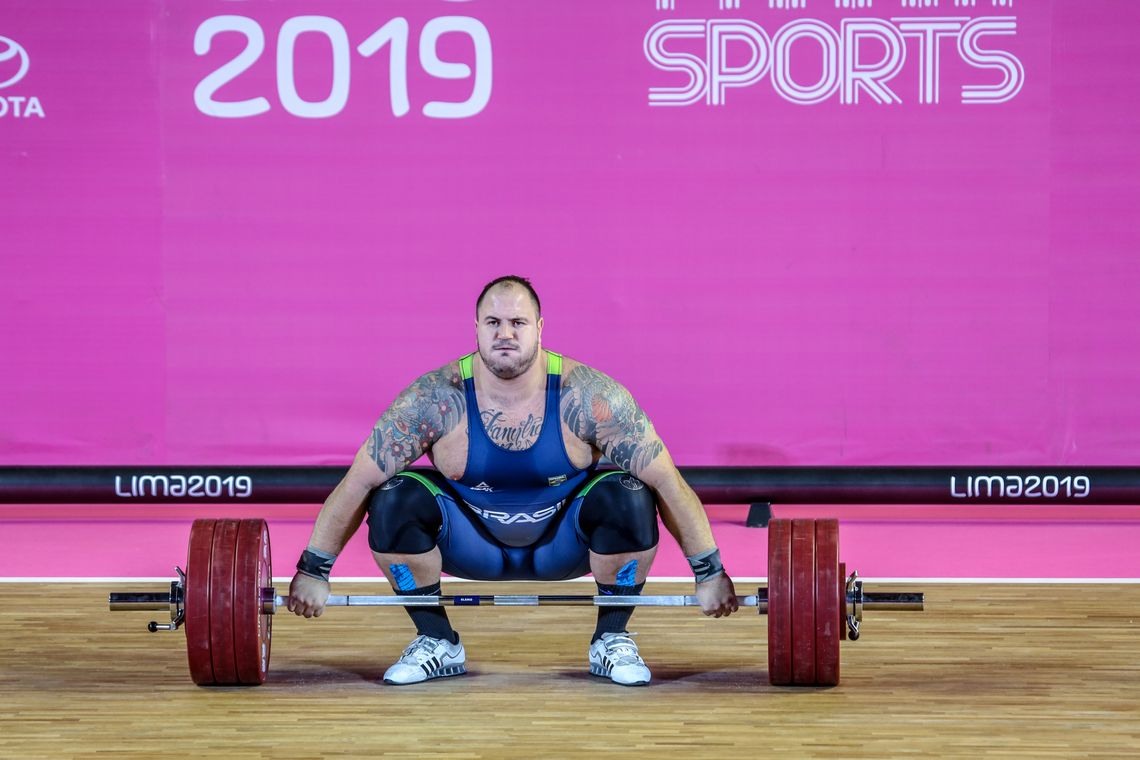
{"left": 577, "top": 473, "right": 659, "bottom": 554}
{"left": 366, "top": 473, "right": 445, "bottom": 554}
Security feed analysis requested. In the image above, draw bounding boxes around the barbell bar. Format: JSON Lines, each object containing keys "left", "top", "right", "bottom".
{"left": 111, "top": 590, "right": 923, "bottom": 613}
{"left": 108, "top": 517, "right": 923, "bottom": 687}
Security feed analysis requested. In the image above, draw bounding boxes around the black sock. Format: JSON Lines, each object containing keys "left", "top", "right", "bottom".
{"left": 593, "top": 581, "right": 645, "bottom": 643}
{"left": 399, "top": 582, "right": 458, "bottom": 644}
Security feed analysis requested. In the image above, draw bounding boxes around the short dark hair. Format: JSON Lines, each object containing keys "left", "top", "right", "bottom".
{"left": 476, "top": 275, "right": 542, "bottom": 318}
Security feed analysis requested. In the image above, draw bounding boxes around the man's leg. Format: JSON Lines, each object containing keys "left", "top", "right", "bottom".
{"left": 367, "top": 474, "right": 456, "bottom": 643}
{"left": 366, "top": 473, "right": 464, "bottom": 684}
{"left": 578, "top": 472, "right": 660, "bottom": 641}
{"left": 577, "top": 472, "right": 660, "bottom": 685}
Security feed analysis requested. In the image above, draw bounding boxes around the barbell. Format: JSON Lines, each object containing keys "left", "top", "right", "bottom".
{"left": 108, "top": 517, "right": 923, "bottom": 687}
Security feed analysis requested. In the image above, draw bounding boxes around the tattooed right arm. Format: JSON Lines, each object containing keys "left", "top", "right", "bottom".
{"left": 365, "top": 364, "right": 466, "bottom": 477}
{"left": 302, "top": 364, "right": 465, "bottom": 557}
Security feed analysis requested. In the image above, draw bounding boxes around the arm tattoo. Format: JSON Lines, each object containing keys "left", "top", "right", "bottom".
{"left": 366, "top": 365, "right": 465, "bottom": 477}
{"left": 561, "top": 365, "right": 664, "bottom": 476}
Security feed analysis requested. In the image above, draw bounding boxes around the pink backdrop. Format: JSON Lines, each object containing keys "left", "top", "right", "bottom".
{"left": 2, "top": 0, "right": 1138, "bottom": 468}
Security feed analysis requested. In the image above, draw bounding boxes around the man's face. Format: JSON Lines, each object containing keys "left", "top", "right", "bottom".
{"left": 475, "top": 286, "right": 543, "bottom": 380}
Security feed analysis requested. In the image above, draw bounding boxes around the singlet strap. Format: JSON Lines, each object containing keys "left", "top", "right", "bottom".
{"left": 459, "top": 351, "right": 561, "bottom": 380}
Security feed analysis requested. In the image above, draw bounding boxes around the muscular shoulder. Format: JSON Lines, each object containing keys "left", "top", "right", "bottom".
{"left": 415, "top": 361, "right": 465, "bottom": 397}
{"left": 559, "top": 358, "right": 637, "bottom": 433}
{"left": 365, "top": 361, "right": 466, "bottom": 476}
{"left": 559, "top": 356, "right": 628, "bottom": 413}
{"left": 558, "top": 356, "right": 664, "bottom": 474}
{"left": 396, "top": 361, "right": 466, "bottom": 429}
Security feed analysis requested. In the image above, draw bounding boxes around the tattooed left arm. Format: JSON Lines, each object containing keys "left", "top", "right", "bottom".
{"left": 562, "top": 364, "right": 739, "bottom": 616}
{"left": 560, "top": 365, "right": 717, "bottom": 557}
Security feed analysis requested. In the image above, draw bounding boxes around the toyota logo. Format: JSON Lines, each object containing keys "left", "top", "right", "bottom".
{"left": 0, "top": 36, "right": 30, "bottom": 90}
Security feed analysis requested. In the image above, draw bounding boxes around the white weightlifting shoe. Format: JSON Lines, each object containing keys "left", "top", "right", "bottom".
{"left": 383, "top": 634, "right": 467, "bottom": 685}
{"left": 588, "top": 632, "right": 651, "bottom": 686}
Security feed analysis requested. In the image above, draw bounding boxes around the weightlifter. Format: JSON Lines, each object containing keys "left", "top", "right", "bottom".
{"left": 287, "top": 276, "right": 739, "bottom": 685}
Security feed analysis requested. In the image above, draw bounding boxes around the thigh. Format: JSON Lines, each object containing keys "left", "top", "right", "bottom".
{"left": 371, "top": 470, "right": 511, "bottom": 581}
{"left": 575, "top": 470, "right": 659, "bottom": 553}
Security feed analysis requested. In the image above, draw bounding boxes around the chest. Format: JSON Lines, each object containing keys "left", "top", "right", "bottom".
{"left": 429, "top": 391, "right": 594, "bottom": 478}
{"left": 475, "top": 396, "right": 547, "bottom": 451}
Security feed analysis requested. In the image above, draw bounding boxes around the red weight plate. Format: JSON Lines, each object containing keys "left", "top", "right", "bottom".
{"left": 208, "top": 519, "right": 240, "bottom": 685}
{"left": 234, "top": 519, "right": 273, "bottom": 685}
{"left": 185, "top": 519, "right": 217, "bottom": 685}
{"left": 814, "top": 519, "right": 841, "bottom": 686}
{"left": 839, "top": 561, "right": 848, "bottom": 642}
{"left": 790, "top": 519, "right": 817, "bottom": 685}
{"left": 767, "top": 519, "right": 793, "bottom": 686}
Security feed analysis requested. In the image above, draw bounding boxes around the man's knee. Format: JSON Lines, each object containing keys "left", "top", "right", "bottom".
{"left": 578, "top": 473, "right": 659, "bottom": 554}
{"left": 366, "top": 474, "right": 444, "bottom": 555}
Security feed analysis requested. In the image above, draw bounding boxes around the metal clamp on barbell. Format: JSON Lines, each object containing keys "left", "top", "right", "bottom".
{"left": 847, "top": 570, "right": 863, "bottom": 640}
{"left": 109, "top": 567, "right": 186, "bottom": 633}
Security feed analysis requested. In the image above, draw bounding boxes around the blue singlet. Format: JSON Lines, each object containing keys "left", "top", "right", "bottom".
{"left": 447, "top": 351, "right": 595, "bottom": 547}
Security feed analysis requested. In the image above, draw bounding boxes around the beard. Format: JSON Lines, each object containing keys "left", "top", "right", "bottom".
{"left": 479, "top": 342, "right": 540, "bottom": 380}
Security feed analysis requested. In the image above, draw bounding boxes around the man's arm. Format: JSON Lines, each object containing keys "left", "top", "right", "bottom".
{"left": 560, "top": 365, "right": 738, "bottom": 616}
{"left": 306, "top": 363, "right": 465, "bottom": 554}
{"left": 561, "top": 364, "right": 710, "bottom": 554}
{"left": 289, "top": 364, "right": 464, "bottom": 617}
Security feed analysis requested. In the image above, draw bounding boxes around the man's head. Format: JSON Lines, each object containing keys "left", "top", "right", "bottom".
{"left": 475, "top": 276, "right": 544, "bottom": 380}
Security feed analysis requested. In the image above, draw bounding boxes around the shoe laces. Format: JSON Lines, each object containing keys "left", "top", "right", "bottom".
{"left": 600, "top": 633, "right": 644, "bottom": 667}
{"left": 400, "top": 634, "right": 445, "bottom": 665}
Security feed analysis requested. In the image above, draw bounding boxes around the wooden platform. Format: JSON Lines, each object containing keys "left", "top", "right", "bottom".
{"left": 2, "top": 581, "right": 1138, "bottom": 758}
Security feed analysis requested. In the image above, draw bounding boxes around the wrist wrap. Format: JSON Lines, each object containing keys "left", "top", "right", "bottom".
{"left": 296, "top": 547, "right": 337, "bottom": 582}
{"left": 686, "top": 547, "right": 725, "bottom": 584}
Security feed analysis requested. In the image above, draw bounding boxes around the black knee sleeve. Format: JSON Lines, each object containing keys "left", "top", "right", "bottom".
{"left": 578, "top": 473, "right": 659, "bottom": 554}
{"left": 366, "top": 474, "right": 444, "bottom": 554}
